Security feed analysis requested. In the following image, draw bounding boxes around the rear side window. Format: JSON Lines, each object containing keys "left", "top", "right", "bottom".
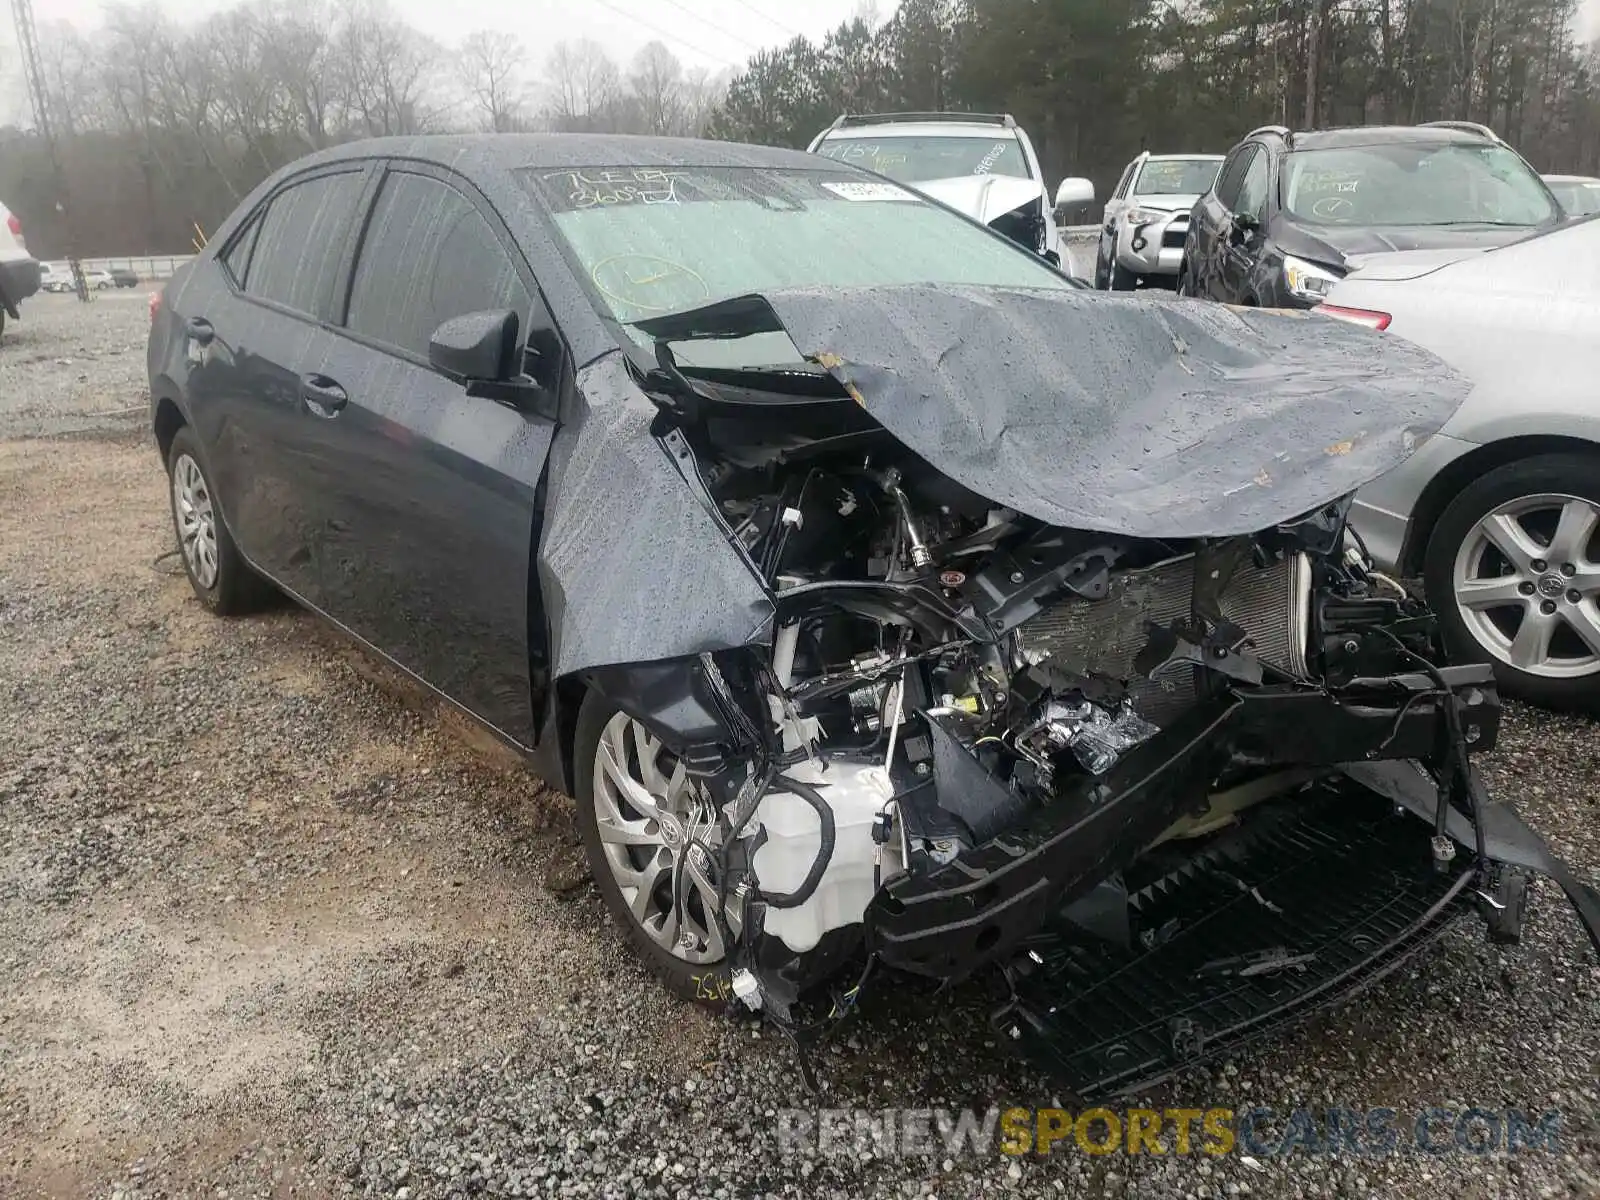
{"left": 346, "top": 171, "right": 531, "bottom": 359}
{"left": 221, "top": 217, "right": 261, "bottom": 287}
{"left": 245, "top": 171, "right": 366, "bottom": 317}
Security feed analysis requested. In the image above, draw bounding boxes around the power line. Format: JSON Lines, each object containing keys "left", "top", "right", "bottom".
{"left": 589, "top": 0, "right": 747, "bottom": 70}
{"left": 725, "top": 0, "right": 805, "bottom": 42}
{"left": 655, "top": 0, "right": 768, "bottom": 53}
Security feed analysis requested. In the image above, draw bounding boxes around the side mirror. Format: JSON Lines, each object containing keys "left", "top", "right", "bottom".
{"left": 428, "top": 309, "right": 521, "bottom": 382}
{"left": 1228, "top": 213, "right": 1261, "bottom": 246}
{"left": 1055, "top": 177, "right": 1095, "bottom": 208}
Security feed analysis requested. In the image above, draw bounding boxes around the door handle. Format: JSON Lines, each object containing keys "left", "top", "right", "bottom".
{"left": 186, "top": 317, "right": 215, "bottom": 345}
{"left": 300, "top": 373, "right": 348, "bottom": 417}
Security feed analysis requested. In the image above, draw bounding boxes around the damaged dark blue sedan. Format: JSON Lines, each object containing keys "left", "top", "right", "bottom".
{"left": 148, "top": 135, "right": 1599, "bottom": 1099}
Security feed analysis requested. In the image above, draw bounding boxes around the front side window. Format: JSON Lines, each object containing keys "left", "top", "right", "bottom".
{"left": 346, "top": 171, "right": 532, "bottom": 359}
{"left": 815, "top": 136, "right": 1030, "bottom": 182}
{"left": 1135, "top": 158, "right": 1224, "bottom": 196}
{"left": 245, "top": 171, "right": 366, "bottom": 316}
{"left": 1549, "top": 179, "right": 1600, "bottom": 218}
{"left": 1282, "top": 142, "right": 1558, "bottom": 227}
{"left": 1235, "top": 150, "right": 1270, "bottom": 221}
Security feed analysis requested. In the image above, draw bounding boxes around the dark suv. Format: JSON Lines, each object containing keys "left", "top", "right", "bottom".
{"left": 1181, "top": 121, "right": 1562, "bottom": 307}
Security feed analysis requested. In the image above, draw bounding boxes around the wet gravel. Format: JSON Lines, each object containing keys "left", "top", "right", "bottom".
{"left": 0, "top": 289, "right": 1596, "bottom": 1198}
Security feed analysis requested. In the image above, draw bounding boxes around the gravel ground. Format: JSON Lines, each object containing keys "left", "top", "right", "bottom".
{"left": 1, "top": 291, "right": 1596, "bottom": 1199}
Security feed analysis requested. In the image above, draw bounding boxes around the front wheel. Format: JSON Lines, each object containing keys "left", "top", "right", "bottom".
{"left": 1109, "top": 262, "right": 1138, "bottom": 291}
{"left": 1424, "top": 453, "right": 1600, "bottom": 712}
{"left": 574, "top": 693, "right": 732, "bottom": 1007}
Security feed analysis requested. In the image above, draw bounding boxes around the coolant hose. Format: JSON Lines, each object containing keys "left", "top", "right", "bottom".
{"left": 755, "top": 774, "right": 836, "bottom": 909}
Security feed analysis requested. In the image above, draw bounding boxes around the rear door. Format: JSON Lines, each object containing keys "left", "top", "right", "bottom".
{"left": 296, "top": 162, "right": 561, "bottom": 745}
{"left": 178, "top": 165, "right": 373, "bottom": 598}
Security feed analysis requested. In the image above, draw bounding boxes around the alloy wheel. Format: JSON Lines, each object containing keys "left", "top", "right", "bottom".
{"left": 1452, "top": 492, "right": 1600, "bottom": 678}
{"left": 171, "top": 453, "right": 219, "bottom": 590}
{"left": 591, "top": 711, "right": 726, "bottom": 964}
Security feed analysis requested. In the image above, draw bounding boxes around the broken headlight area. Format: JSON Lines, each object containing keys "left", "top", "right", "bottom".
{"left": 581, "top": 314, "right": 1599, "bottom": 1097}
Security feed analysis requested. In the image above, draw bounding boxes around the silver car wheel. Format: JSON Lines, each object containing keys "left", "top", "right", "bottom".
{"left": 591, "top": 711, "right": 725, "bottom": 965}
{"left": 1453, "top": 492, "right": 1600, "bottom": 679}
{"left": 171, "top": 453, "right": 219, "bottom": 590}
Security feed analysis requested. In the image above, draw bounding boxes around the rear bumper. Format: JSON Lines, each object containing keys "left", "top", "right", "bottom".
{"left": 0, "top": 255, "right": 41, "bottom": 312}
{"left": 867, "top": 666, "right": 1500, "bottom": 981}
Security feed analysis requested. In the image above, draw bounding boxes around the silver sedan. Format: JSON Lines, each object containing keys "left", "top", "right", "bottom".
{"left": 1329, "top": 214, "right": 1600, "bottom": 710}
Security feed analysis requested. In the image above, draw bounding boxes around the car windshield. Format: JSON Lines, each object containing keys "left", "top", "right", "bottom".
{"left": 1281, "top": 142, "right": 1558, "bottom": 226}
{"left": 1134, "top": 158, "right": 1222, "bottom": 195}
{"left": 1548, "top": 178, "right": 1600, "bottom": 217}
{"left": 523, "top": 164, "right": 1070, "bottom": 369}
{"left": 815, "top": 135, "right": 1030, "bottom": 182}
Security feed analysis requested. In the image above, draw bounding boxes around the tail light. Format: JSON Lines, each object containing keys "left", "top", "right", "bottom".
{"left": 1316, "top": 304, "right": 1391, "bottom": 331}
{"left": 6, "top": 212, "right": 24, "bottom": 250}
{"left": 148, "top": 289, "right": 163, "bottom": 323}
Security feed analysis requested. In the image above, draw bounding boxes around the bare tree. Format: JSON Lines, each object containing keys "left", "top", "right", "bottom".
{"left": 460, "top": 30, "right": 528, "bottom": 132}
{"left": 629, "top": 41, "right": 686, "bottom": 134}
{"left": 333, "top": 0, "right": 439, "bottom": 136}
{"left": 544, "top": 39, "right": 623, "bottom": 131}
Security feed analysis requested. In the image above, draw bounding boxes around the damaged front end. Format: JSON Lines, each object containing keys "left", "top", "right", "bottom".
{"left": 571, "top": 284, "right": 1600, "bottom": 1097}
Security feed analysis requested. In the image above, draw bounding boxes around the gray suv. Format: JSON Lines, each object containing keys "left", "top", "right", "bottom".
{"left": 1092, "top": 152, "right": 1222, "bottom": 290}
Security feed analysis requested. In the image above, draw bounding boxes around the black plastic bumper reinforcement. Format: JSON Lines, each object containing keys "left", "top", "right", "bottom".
{"left": 864, "top": 664, "right": 1498, "bottom": 981}
{"left": 991, "top": 788, "right": 1472, "bottom": 1099}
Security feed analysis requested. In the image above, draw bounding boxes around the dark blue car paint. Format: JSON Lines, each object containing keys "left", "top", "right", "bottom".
{"left": 148, "top": 136, "right": 831, "bottom": 781}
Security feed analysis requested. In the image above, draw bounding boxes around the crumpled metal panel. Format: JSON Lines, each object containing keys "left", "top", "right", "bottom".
{"left": 537, "top": 352, "right": 774, "bottom": 677}
{"left": 751, "top": 284, "right": 1471, "bottom": 539}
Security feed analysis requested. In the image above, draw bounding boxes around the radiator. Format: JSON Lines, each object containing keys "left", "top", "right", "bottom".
{"left": 1018, "top": 552, "right": 1312, "bottom": 726}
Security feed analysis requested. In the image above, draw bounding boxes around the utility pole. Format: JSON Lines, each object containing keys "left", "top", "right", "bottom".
{"left": 10, "top": 0, "right": 89, "bottom": 302}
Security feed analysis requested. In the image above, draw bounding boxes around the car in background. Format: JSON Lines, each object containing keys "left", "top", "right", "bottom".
{"left": 1322, "top": 214, "right": 1600, "bottom": 710}
{"left": 111, "top": 267, "right": 140, "bottom": 288}
{"left": 1542, "top": 174, "right": 1600, "bottom": 218}
{"left": 41, "top": 262, "right": 73, "bottom": 292}
{"left": 1093, "top": 152, "right": 1223, "bottom": 289}
{"left": 807, "top": 112, "right": 1093, "bottom": 265}
{"left": 0, "top": 199, "right": 42, "bottom": 341}
{"left": 1181, "top": 122, "right": 1561, "bottom": 306}
{"left": 82, "top": 267, "right": 114, "bottom": 290}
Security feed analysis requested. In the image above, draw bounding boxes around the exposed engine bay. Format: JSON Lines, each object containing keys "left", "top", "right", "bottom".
{"left": 568, "top": 285, "right": 1600, "bottom": 1097}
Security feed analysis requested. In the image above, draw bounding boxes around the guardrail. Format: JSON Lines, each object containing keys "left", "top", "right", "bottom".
{"left": 45, "top": 255, "right": 197, "bottom": 282}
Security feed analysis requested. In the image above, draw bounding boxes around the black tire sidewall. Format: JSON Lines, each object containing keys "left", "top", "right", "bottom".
{"left": 1424, "top": 452, "right": 1600, "bottom": 712}
{"left": 573, "top": 691, "right": 733, "bottom": 1008}
{"left": 165, "top": 427, "right": 262, "bottom": 615}
{"left": 1110, "top": 262, "right": 1138, "bottom": 291}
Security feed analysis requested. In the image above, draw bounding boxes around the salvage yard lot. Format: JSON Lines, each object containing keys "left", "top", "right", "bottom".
{"left": 0, "top": 291, "right": 1596, "bottom": 1198}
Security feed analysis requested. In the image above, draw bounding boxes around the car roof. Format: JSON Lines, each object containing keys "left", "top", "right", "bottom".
{"left": 817, "top": 122, "right": 1020, "bottom": 139}
{"left": 1142, "top": 153, "right": 1225, "bottom": 162}
{"left": 1542, "top": 173, "right": 1600, "bottom": 184}
{"left": 1279, "top": 125, "right": 1500, "bottom": 151}
{"left": 298, "top": 133, "right": 823, "bottom": 173}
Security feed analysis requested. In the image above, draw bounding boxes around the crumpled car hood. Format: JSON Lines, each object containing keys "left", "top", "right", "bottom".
{"left": 638, "top": 283, "right": 1472, "bottom": 539}
{"left": 910, "top": 175, "right": 1044, "bottom": 224}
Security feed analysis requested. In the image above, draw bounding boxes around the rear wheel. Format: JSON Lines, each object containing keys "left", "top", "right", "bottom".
{"left": 165, "top": 427, "right": 272, "bottom": 615}
{"left": 574, "top": 692, "right": 732, "bottom": 1006}
{"left": 1424, "top": 453, "right": 1600, "bottom": 712}
{"left": 1109, "top": 262, "right": 1138, "bottom": 291}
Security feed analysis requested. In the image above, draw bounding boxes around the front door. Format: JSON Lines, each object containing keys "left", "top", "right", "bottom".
{"left": 292, "top": 164, "right": 559, "bottom": 746}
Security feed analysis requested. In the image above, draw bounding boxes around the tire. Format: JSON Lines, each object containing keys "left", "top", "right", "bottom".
{"left": 574, "top": 691, "right": 733, "bottom": 1008}
{"left": 1109, "top": 262, "right": 1138, "bottom": 291}
{"left": 165, "top": 426, "right": 272, "bottom": 615}
{"left": 1423, "top": 453, "right": 1600, "bottom": 712}
{"left": 1093, "top": 238, "right": 1110, "bottom": 289}
{"left": 1176, "top": 261, "right": 1196, "bottom": 298}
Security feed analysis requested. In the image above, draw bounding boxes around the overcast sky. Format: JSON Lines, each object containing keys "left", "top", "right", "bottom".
{"left": 3, "top": 0, "right": 1597, "bottom": 126}
{"left": 2, "top": 0, "right": 877, "bottom": 120}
